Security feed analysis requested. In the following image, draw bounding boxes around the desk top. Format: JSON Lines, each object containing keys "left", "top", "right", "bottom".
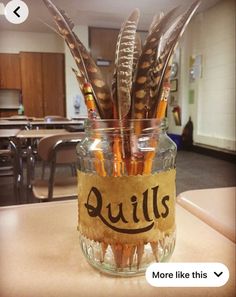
{"left": 0, "top": 201, "right": 235, "bottom": 297}
{"left": 1, "top": 116, "right": 33, "bottom": 121}
{"left": 0, "top": 120, "right": 29, "bottom": 127}
{"left": 0, "top": 120, "right": 84, "bottom": 127}
{"left": 31, "top": 120, "right": 84, "bottom": 126}
{"left": 16, "top": 129, "right": 68, "bottom": 139}
{"left": 177, "top": 187, "right": 236, "bottom": 243}
{"left": 0, "top": 128, "right": 21, "bottom": 138}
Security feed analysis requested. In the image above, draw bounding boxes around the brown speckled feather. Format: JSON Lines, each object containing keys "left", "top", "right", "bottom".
{"left": 131, "top": 7, "right": 178, "bottom": 119}
{"left": 72, "top": 33, "right": 113, "bottom": 118}
{"left": 132, "top": 33, "right": 142, "bottom": 81}
{"left": 58, "top": 9, "right": 74, "bottom": 30}
{"left": 42, "top": 0, "right": 113, "bottom": 119}
{"left": 149, "top": 0, "right": 201, "bottom": 117}
{"left": 42, "top": 1, "right": 88, "bottom": 80}
{"left": 71, "top": 68, "right": 85, "bottom": 91}
{"left": 148, "top": 12, "right": 164, "bottom": 34}
{"left": 112, "top": 9, "right": 140, "bottom": 119}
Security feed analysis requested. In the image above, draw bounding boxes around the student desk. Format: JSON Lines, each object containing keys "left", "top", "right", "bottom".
{"left": 0, "top": 201, "right": 235, "bottom": 297}
{"left": 177, "top": 187, "right": 236, "bottom": 243}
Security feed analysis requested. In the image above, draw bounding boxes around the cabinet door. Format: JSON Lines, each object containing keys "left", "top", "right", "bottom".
{"left": 20, "top": 52, "right": 44, "bottom": 117}
{"left": 42, "top": 53, "right": 65, "bottom": 117}
{"left": 0, "top": 54, "right": 21, "bottom": 89}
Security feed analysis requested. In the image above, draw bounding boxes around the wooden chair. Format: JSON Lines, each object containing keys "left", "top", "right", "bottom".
{"left": 32, "top": 132, "right": 84, "bottom": 202}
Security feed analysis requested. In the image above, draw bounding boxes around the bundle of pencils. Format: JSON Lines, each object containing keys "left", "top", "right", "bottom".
{"left": 43, "top": 0, "right": 200, "bottom": 270}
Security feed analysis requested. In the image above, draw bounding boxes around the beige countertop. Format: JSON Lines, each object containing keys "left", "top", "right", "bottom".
{"left": 177, "top": 187, "right": 236, "bottom": 243}
{"left": 0, "top": 201, "right": 235, "bottom": 297}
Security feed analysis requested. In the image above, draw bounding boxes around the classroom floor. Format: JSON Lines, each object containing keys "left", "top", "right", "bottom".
{"left": 175, "top": 151, "right": 235, "bottom": 194}
{"left": 0, "top": 151, "right": 235, "bottom": 207}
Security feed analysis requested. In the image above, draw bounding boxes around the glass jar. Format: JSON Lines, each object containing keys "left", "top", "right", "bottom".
{"left": 76, "top": 118, "right": 177, "bottom": 276}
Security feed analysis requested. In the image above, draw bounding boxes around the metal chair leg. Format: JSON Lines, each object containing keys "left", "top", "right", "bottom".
{"left": 10, "top": 140, "right": 23, "bottom": 204}
{"left": 41, "top": 161, "right": 46, "bottom": 179}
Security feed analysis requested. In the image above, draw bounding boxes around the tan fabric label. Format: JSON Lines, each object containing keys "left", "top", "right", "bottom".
{"left": 77, "top": 169, "right": 176, "bottom": 244}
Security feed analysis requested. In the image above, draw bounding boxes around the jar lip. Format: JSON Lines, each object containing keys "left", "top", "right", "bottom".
{"left": 85, "top": 118, "right": 162, "bottom": 124}
{"left": 84, "top": 118, "right": 167, "bottom": 134}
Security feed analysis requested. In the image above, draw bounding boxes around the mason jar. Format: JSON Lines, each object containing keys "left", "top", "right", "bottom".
{"left": 76, "top": 118, "right": 177, "bottom": 276}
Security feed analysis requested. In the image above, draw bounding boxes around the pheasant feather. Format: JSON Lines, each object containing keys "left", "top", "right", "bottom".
{"left": 148, "top": 12, "right": 164, "bottom": 34}
{"left": 72, "top": 67, "right": 85, "bottom": 91}
{"left": 132, "top": 33, "right": 142, "bottom": 81}
{"left": 149, "top": 0, "right": 201, "bottom": 117}
{"left": 112, "top": 9, "right": 140, "bottom": 119}
{"left": 42, "top": 0, "right": 113, "bottom": 118}
{"left": 131, "top": 7, "right": 178, "bottom": 119}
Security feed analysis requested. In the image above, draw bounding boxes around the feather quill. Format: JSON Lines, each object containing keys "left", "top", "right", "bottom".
{"left": 72, "top": 33, "right": 113, "bottom": 118}
{"left": 149, "top": 0, "right": 201, "bottom": 117}
{"left": 42, "top": 1, "right": 88, "bottom": 80}
{"left": 112, "top": 9, "right": 140, "bottom": 119}
{"left": 132, "top": 33, "right": 142, "bottom": 82}
{"left": 148, "top": 12, "right": 164, "bottom": 34}
{"left": 131, "top": 7, "right": 178, "bottom": 119}
{"left": 42, "top": 0, "right": 113, "bottom": 118}
{"left": 72, "top": 67, "right": 85, "bottom": 91}
{"left": 38, "top": 18, "right": 63, "bottom": 38}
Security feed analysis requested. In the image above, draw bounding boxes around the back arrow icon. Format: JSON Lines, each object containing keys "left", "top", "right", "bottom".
{"left": 13, "top": 6, "right": 20, "bottom": 18}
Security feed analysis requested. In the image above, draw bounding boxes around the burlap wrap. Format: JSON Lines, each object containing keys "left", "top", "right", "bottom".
{"left": 77, "top": 169, "right": 176, "bottom": 244}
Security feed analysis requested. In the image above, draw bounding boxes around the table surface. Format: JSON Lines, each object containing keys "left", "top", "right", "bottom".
{"left": 0, "top": 128, "right": 21, "bottom": 138}
{"left": 0, "top": 120, "right": 29, "bottom": 126}
{"left": 0, "top": 116, "right": 34, "bottom": 120}
{"left": 0, "top": 120, "right": 84, "bottom": 127}
{"left": 31, "top": 120, "right": 84, "bottom": 125}
{"left": 0, "top": 201, "right": 235, "bottom": 297}
{"left": 16, "top": 129, "right": 68, "bottom": 139}
{"left": 177, "top": 187, "right": 236, "bottom": 243}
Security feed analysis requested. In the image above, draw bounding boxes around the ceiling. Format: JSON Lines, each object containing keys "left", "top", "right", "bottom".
{"left": 0, "top": 0, "right": 222, "bottom": 33}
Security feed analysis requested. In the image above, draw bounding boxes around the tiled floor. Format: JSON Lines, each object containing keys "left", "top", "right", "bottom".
{"left": 0, "top": 151, "right": 235, "bottom": 207}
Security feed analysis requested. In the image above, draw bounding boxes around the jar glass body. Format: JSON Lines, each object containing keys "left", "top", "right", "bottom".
{"left": 76, "top": 119, "right": 177, "bottom": 276}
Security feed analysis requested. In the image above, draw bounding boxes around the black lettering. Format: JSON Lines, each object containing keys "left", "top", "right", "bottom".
{"left": 85, "top": 187, "right": 154, "bottom": 234}
{"left": 98, "top": 215, "right": 154, "bottom": 234}
{"left": 131, "top": 196, "right": 139, "bottom": 223}
{"left": 84, "top": 187, "right": 102, "bottom": 217}
{"left": 152, "top": 271, "right": 159, "bottom": 278}
{"left": 161, "top": 195, "right": 169, "bottom": 218}
{"left": 106, "top": 203, "right": 128, "bottom": 223}
{"left": 143, "top": 189, "right": 152, "bottom": 221}
{"left": 152, "top": 185, "right": 160, "bottom": 219}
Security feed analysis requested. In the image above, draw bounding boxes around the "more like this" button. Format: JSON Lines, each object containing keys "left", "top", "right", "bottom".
{"left": 146, "top": 263, "right": 229, "bottom": 287}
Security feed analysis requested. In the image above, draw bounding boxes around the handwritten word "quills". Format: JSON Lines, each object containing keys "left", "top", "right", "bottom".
{"left": 84, "top": 185, "right": 170, "bottom": 234}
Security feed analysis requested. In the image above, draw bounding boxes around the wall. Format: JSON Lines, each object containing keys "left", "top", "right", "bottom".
{"left": 0, "top": 31, "right": 64, "bottom": 53}
{"left": 0, "top": 28, "right": 88, "bottom": 118}
{"left": 64, "top": 25, "right": 88, "bottom": 119}
{"left": 168, "top": 0, "right": 235, "bottom": 151}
